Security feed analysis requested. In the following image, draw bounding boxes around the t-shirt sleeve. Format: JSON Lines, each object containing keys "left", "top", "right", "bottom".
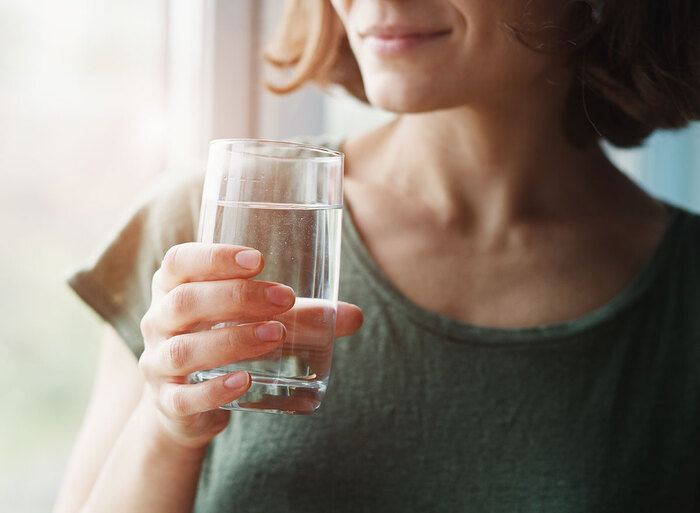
{"left": 66, "top": 173, "right": 204, "bottom": 358}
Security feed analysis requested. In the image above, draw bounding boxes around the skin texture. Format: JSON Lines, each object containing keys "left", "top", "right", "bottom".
{"left": 333, "top": 0, "right": 668, "bottom": 327}
{"left": 55, "top": 1, "right": 669, "bottom": 511}
{"left": 334, "top": 0, "right": 571, "bottom": 113}
{"left": 54, "top": 245, "right": 363, "bottom": 513}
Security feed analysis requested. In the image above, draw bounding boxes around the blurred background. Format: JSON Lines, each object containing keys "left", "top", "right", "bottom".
{"left": 0, "top": 1, "right": 697, "bottom": 511}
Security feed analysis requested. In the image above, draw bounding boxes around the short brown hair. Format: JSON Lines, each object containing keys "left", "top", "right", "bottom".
{"left": 265, "top": 0, "right": 700, "bottom": 148}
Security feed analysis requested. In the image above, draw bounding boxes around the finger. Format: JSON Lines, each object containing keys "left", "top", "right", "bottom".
{"left": 159, "top": 371, "right": 251, "bottom": 417}
{"left": 335, "top": 302, "right": 364, "bottom": 338}
{"left": 155, "top": 243, "right": 265, "bottom": 293}
{"left": 271, "top": 298, "right": 335, "bottom": 338}
{"left": 269, "top": 300, "right": 363, "bottom": 343}
{"left": 153, "top": 322, "right": 286, "bottom": 376}
{"left": 156, "top": 279, "right": 295, "bottom": 334}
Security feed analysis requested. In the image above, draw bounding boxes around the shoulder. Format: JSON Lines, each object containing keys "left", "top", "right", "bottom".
{"left": 97, "top": 170, "right": 206, "bottom": 262}
{"left": 66, "top": 171, "right": 205, "bottom": 356}
{"left": 134, "top": 171, "right": 204, "bottom": 239}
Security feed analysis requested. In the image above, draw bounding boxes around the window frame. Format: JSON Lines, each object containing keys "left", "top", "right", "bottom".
{"left": 165, "top": 0, "right": 326, "bottom": 174}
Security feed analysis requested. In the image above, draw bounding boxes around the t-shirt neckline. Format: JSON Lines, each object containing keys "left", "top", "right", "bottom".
{"left": 333, "top": 141, "right": 686, "bottom": 345}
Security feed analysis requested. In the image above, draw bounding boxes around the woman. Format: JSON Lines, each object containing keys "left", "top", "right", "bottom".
{"left": 55, "top": 0, "right": 700, "bottom": 511}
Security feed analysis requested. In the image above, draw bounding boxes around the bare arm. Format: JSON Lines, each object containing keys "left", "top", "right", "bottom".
{"left": 82, "top": 379, "right": 210, "bottom": 513}
{"left": 53, "top": 244, "right": 363, "bottom": 513}
{"left": 53, "top": 327, "right": 217, "bottom": 513}
{"left": 53, "top": 327, "right": 144, "bottom": 512}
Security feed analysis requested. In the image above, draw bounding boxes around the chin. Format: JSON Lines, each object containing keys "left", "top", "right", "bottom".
{"left": 362, "top": 72, "right": 455, "bottom": 114}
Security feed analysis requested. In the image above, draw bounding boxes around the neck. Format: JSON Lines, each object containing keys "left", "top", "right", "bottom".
{"left": 346, "top": 79, "right": 622, "bottom": 234}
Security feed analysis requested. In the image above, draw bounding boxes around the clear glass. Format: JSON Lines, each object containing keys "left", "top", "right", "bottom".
{"left": 189, "top": 139, "right": 344, "bottom": 415}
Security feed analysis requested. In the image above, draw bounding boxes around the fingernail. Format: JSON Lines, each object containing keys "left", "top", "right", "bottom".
{"left": 265, "top": 285, "right": 295, "bottom": 307}
{"left": 224, "top": 371, "right": 249, "bottom": 389}
{"left": 256, "top": 322, "right": 284, "bottom": 341}
{"left": 235, "top": 250, "right": 261, "bottom": 270}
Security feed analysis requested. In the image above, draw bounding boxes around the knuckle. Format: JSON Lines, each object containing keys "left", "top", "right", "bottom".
{"left": 162, "top": 244, "right": 183, "bottom": 274}
{"left": 228, "top": 280, "right": 247, "bottom": 306}
{"left": 166, "top": 335, "right": 190, "bottom": 373}
{"left": 151, "top": 269, "right": 165, "bottom": 291}
{"left": 203, "top": 380, "right": 225, "bottom": 410}
{"left": 140, "top": 310, "right": 154, "bottom": 337}
{"left": 169, "top": 386, "right": 189, "bottom": 416}
{"left": 137, "top": 351, "right": 152, "bottom": 378}
{"left": 204, "top": 244, "right": 223, "bottom": 270}
{"left": 168, "top": 284, "right": 196, "bottom": 316}
{"left": 224, "top": 328, "right": 242, "bottom": 356}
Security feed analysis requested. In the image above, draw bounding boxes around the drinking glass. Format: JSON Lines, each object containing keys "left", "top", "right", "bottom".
{"left": 189, "top": 139, "right": 344, "bottom": 415}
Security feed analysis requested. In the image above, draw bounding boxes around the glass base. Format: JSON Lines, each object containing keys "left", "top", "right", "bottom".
{"left": 190, "top": 371, "right": 327, "bottom": 415}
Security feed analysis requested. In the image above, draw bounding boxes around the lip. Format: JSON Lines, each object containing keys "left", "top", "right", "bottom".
{"left": 360, "top": 26, "right": 452, "bottom": 56}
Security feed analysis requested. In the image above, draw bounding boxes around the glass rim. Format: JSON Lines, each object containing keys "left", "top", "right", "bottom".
{"left": 209, "top": 138, "right": 344, "bottom": 164}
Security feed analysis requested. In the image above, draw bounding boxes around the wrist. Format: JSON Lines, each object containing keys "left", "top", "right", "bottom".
{"left": 135, "top": 394, "right": 212, "bottom": 461}
{"left": 80, "top": 392, "right": 209, "bottom": 513}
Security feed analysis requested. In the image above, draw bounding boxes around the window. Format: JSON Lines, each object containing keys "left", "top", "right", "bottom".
{"left": 0, "top": 1, "right": 166, "bottom": 510}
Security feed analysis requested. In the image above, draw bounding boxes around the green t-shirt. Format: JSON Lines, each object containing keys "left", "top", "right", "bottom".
{"left": 68, "top": 141, "right": 700, "bottom": 512}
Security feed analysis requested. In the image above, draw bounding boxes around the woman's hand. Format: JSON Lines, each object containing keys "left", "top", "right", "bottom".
{"left": 138, "top": 243, "right": 363, "bottom": 449}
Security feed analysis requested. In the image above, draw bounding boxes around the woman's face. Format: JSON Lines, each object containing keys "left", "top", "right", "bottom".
{"left": 330, "top": 0, "right": 572, "bottom": 113}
